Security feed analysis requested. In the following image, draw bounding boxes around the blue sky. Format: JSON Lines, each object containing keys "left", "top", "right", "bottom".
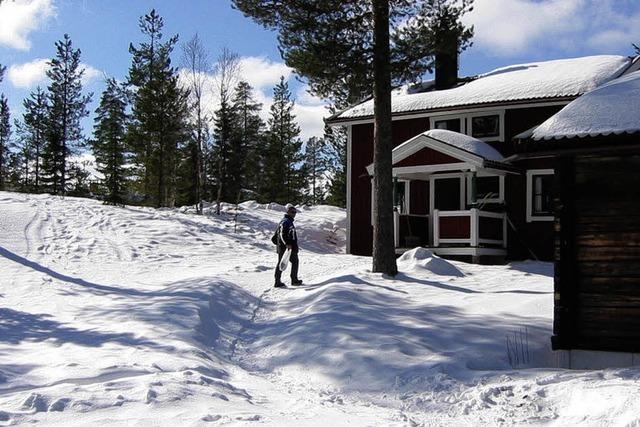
{"left": 1, "top": 0, "right": 639, "bottom": 140}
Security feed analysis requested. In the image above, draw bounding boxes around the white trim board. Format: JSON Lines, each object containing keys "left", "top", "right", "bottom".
{"left": 394, "top": 246, "right": 507, "bottom": 257}
{"left": 346, "top": 125, "right": 353, "bottom": 254}
{"left": 365, "top": 132, "right": 506, "bottom": 176}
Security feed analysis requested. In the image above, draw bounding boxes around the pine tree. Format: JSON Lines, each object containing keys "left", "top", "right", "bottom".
{"left": 302, "top": 136, "right": 331, "bottom": 205}
{"left": 211, "top": 93, "right": 236, "bottom": 206}
{"left": 128, "top": 9, "right": 190, "bottom": 207}
{"left": 0, "top": 95, "right": 11, "bottom": 191}
{"left": 209, "top": 48, "right": 240, "bottom": 213}
{"left": 233, "top": 0, "right": 474, "bottom": 275}
{"left": 42, "top": 34, "right": 92, "bottom": 195}
{"left": 20, "top": 88, "right": 49, "bottom": 192}
{"left": 92, "top": 78, "right": 129, "bottom": 205}
{"left": 67, "top": 158, "right": 91, "bottom": 197}
{"left": 230, "top": 80, "right": 264, "bottom": 202}
{"left": 264, "top": 77, "right": 304, "bottom": 204}
{"left": 13, "top": 120, "right": 34, "bottom": 190}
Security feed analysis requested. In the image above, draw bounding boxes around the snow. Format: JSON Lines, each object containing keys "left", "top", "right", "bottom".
{"left": 422, "top": 129, "right": 505, "bottom": 161}
{"left": 2, "top": 191, "right": 640, "bottom": 425}
{"left": 334, "top": 55, "right": 631, "bottom": 120}
{"left": 525, "top": 70, "right": 640, "bottom": 140}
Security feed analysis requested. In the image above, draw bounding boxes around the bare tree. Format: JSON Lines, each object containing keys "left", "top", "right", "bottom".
{"left": 212, "top": 47, "right": 241, "bottom": 214}
{"left": 181, "top": 33, "right": 211, "bottom": 214}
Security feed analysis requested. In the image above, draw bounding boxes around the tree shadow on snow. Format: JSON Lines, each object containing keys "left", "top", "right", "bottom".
{"left": 242, "top": 279, "right": 553, "bottom": 391}
{"left": 0, "top": 307, "right": 169, "bottom": 350}
{"left": 507, "top": 261, "right": 554, "bottom": 277}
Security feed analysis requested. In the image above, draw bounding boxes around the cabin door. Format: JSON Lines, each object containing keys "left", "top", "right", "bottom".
{"left": 432, "top": 175, "right": 464, "bottom": 211}
{"left": 428, "top": 174, "right": 465, "bottom": 245}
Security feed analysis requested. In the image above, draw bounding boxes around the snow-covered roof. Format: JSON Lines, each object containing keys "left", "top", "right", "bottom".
{"left": 521, "top": 70, "right": 640, "bottom": 141}
{"left": 419, "top": 129, "right": 504, "bottom": 162}
{"left": 368, "top": 129, "right": 507, "bottom": 175}
{"left": 331, "top": 55, "right": 632, "bottom": 121}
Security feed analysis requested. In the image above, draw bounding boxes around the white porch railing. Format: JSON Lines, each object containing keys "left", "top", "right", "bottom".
{"left": 433, "top": 208, "right": 507, "bottom": 248}
{"left": 394, "top": 211, "right": 429, "bottom": 248}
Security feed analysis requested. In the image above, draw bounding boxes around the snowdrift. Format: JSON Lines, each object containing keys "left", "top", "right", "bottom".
{"left": 1, "top": 191, "right": 640, "bottom": 426}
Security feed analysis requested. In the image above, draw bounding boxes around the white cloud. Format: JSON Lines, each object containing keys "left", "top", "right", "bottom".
{"left": 0, "top": 0, "right": 56, "bottom": 51}
{"left": 80, "top": 64, "right": 102, "bottom": 86}
{"left": 465, "top": 0, "right": 582, "bottom": 55}
{"left": 239, "top": 56, "right": 293, "bottom": 89}
{"left": 7, "top": 58, "right": 48, "bottom": 88}
{"left": 465, "top": 0, "right": 640, "bottom": 56}
{"left": 294, "top": 102, "right": 329, "bottom": 140}
{"left": 8, "top": 59, "right": 102, "bottom": 89}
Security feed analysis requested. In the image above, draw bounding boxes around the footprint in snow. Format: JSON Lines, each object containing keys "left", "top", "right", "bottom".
{"left": 22, "top": 393, "right": 48, "bottom": 413}
{"left": 145, "top": 389, "right": 158, "bottom": 403}
{"left": 236, "top": 415, "right": 261, "bottom": 421}
{"left": 202, "top": 414, "right": 222, "bottom": 422}
{"left": 48, "top": 397, "right": 71, "bottom": 412}
{"left": 211, "top": 392, "right": 229, "bottom": 401}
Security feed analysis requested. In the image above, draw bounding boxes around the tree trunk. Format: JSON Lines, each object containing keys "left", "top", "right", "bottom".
{"left": 371, "top": 0, "right": 397, "bottom": 276}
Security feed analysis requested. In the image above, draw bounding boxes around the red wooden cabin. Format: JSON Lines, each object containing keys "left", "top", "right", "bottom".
{"left": 327, "top": 54, "right": 640, "bottom": 263}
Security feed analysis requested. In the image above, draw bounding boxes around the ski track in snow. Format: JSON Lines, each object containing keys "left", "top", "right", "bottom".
{"left": 2, "top": 192, "right": 640, "bottom": 426}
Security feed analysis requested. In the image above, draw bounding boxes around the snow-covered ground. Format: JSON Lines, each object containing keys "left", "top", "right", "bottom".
{"left": 1, "top": 191, "right": 640, "bottom": 426}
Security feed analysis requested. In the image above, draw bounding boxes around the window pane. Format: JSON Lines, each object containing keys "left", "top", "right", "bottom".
{"left": 472, "top": 115, "right": 500, "bottom": 138}
{"left": 532, "top": 174, "right": 553, "bottom": 214}
{"left": 394, "top": 182, "right": 406, "bottom": 213}
{"left": 476, "top": 176, "right": 500, "bottom": 200}
{"left": 434, "top": 118, "right": 461, "bottom": 133}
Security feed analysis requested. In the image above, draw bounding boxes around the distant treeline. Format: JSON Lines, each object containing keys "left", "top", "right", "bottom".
{"left": 0, "top": 9, "right": 346, "bottom": 211}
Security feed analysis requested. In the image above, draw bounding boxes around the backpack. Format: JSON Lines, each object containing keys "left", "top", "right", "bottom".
{"left": 271, "top": 223, "right": 280, "bottom": 245}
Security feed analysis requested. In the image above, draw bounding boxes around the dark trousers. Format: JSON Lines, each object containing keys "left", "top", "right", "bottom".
{"left": 275, "top": 246, "right": 299, "bottom": 283}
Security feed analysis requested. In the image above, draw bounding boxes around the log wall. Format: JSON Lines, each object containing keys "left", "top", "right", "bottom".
{"left": 553, "top": 153, "right": 640, "bottom": 352}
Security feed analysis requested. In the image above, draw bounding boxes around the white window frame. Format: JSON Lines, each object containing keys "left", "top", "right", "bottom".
{"left": 466, "top": 172, "right": 505, "bottom": 205}
{"left": 468, "top": 111, "right": 505, "bottom": 142}
{"left": 430, "top": 115, "right": 466, "bottom": 134}
{"left": 526, "top": 169, "right": 554, "bottom": 223}
{"left": 429, "top": 110, "right": 505, "bottom": 143}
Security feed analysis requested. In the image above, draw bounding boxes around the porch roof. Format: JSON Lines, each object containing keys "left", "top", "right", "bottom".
{"left": 367, "top": 129, "right": 515, "bottom": 176}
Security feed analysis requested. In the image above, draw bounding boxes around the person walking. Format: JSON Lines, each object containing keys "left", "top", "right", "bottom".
{"left": 274, "top": 204, "right": 303, "bottom": 288}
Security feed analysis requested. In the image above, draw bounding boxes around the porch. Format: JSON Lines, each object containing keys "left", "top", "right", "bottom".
{"left": 369, "top": 129, "right": 517, "bottom": 261}
{"left": 393, "top": 208, "right": 507, "bottom": 258}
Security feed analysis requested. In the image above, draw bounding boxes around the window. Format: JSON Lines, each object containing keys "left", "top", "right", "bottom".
{"left": 466, "top": 173, "right": 504, "bottom": 205}
{"left": 433, "top": 118, "right": 461, "bottom": 133}
{"left": 471, "top": 115, "right": 500, "bottom": 139}
{"left": 430, "top": 111, "right": 504, "bottom": 142}
{"left": 394, "top": 180, "right": 406, "bottom": 213}
{"left": 478, "top": 176, "right": 499, "bottom": 199}
{"left": 526, "top": 169, "right": 554, "bottom": 222}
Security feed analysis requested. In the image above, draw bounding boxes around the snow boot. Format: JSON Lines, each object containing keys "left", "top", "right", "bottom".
{"left": 274, "top": 282, "right": 286, "bottom": 288}
{"left": 291, "top": 279, "right": 303, "bottom": 286}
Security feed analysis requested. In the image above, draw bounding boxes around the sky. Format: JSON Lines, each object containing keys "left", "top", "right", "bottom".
{"left": 0, "top": 0, "right": 639, "bottom": 141}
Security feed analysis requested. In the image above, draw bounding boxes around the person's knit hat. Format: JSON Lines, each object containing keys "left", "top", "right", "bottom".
{"left": 285, "top": 203, "right": 297, "bottom": 213}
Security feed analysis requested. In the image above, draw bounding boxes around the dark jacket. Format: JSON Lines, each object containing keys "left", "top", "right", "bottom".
{"left": 277, "top": 214, "right": 298, "bottom": 250}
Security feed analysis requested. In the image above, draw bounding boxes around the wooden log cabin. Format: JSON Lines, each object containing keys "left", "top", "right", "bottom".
{"left": 515, "top": 69, "right": 640, "bottom": 363}
{"left": 327, "top": 54, "right": 640, "bottom": 264}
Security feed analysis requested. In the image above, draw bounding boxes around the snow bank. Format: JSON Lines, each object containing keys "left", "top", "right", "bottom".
{"left": 397, "top": 247, "right": 465, "bottom": 277}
